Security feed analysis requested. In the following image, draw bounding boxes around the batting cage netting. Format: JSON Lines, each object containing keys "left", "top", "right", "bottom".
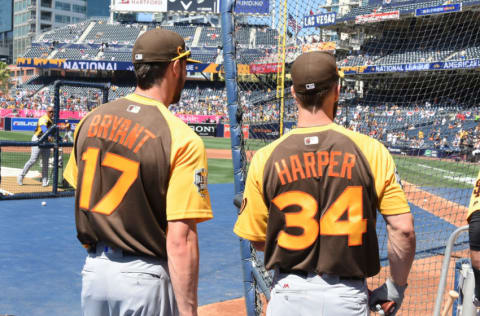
{"left": 222, "top": 0, "right": 480, "bottom": 315}
{"left": 0, "top": 81, "right": 110, "bottom": 199}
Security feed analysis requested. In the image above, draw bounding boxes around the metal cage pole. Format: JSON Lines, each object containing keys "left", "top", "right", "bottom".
{"left": 221, "top": 1, "right": 258, "bottom": 315}
{"left": 433, "top": 225, "right": 469, "bottom": 316}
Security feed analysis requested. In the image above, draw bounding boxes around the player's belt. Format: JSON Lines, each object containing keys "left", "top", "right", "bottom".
{"left": 278, "top": 268, "right": 364, "bottom": 281}
{"left": 88, "top": 242, "right": 128, "bottom": 258}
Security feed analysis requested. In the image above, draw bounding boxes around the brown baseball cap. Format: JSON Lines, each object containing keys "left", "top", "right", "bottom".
{"left": 291, "top": 51, "right": 343, "bottom": 95}
{"left": 132, "top": 28, "right": 201, "bottom": 64}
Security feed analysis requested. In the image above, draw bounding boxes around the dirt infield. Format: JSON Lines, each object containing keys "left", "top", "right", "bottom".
{"left": 199, "top": 298, "right": 246, "bottom": 316}
{"left": 206, "top": 148, "right": 256, "bottom": 160}
{"left": 403, "top": 181, "right": 468, "bottom": 227}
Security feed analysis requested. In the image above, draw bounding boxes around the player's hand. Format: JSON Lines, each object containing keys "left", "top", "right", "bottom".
{"left": 369, "top": 279, "right": 407, "bottom": 315}
{"left": 48, "top": 137, "right": 54, "bottom": 143}
{"left": 473, "top": 295, "right": 480, "bottom": 308}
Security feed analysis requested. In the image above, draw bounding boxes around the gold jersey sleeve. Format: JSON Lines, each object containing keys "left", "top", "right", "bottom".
{"left": 233, "top": 142, "right": 277, "bottom": 242}
{"left": 66, "top": 94, "right": 213, "bottom": 223}
{"left": 337, "top": 125, "right": 410, "bottom": 215}
{"left": 63, "top": 112, "right": 95, "bottom": 188}
{"left": 134, "top": 95, "right": 213, "bottom": 223}
{"left": 467, "top": 170, "right": 480, "bottom": 221}
{"left": 34, "top": 115, "right": 53, "bottom": 136}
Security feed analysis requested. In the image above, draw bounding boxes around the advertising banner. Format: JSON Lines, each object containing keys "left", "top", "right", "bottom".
{"left": 167, "top": 0, "right": 217, "bottom": 13}
{"left": 18, "top": 58, "right": 222, "bottom": 74}
{"left": 176, "top": 114, "right": 221, "bottom": 124}
{"left": 10, "top": 118, "right": 80, "bottom": 132}
{"left": 223, "top": 124, "right": 249, "bottom": 139}
{"left": 368, "top": 0, "right": 418, "bottom": 6}
{"left": 249, "top": 123, "right": 280, "bottom": 140}
{"left": 302, "top": 42, "right": 336, "bottom": 53}
{"left": 249, "top": 63, "right": 281, "bottom": 74}
{"left": 0, "top": 109, "right": 88, "bottom": 120}
{"left": 17, "top": 58, "right": 66, "bottom": 69}
{"left": 340, "top": 58, "right": 480, "bottom": 75}
{"left": 235, "top": 0, "right": 269, "bottom": 14}
{"left": 11, "top": 118, "right": 39, "bottom": 132}
{"left": 112, "top": 0, "right": 167, "bottom": 13}
{"left": 355, "top": 11, "right": 400, "bottom": 24}
{"left": 63, "top": 60, "right": 134, "bottom": 71}
{"left": 303, "top": 12, "right": 336, "bottom": 28}
{"left": 0, "top": 117, "right": 4, "bottom": 131}
{"left": 415, "top": 3, "right": 462, "bottom": 16}
{"left": 189, "top": 123, "right": 217, "bottom": 137}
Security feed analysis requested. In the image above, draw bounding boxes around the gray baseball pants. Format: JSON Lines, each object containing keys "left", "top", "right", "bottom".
{"left": 20, "top": 135, "right": 50, "bottom": 180}
{"left": 267, "top": 271, "right": 369, "bottom": 316}
{"left": 81, "top": 243, "right": 178, "bottom": 316}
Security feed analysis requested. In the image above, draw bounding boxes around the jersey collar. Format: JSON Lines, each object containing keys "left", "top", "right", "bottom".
{"left": 125, "top": 93, "right": 167, "bottom": 109}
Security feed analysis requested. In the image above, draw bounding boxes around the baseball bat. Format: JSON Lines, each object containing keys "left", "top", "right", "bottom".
{"left": 440, "top": 290, "right": 459, "bottom": 316}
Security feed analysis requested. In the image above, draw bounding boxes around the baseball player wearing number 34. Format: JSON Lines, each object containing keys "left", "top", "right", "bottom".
{"left": 63, "top": 29, "right": 213, "bottom": 316}
{"left": 234, "top": 52, "right": 416, "bottom": 316}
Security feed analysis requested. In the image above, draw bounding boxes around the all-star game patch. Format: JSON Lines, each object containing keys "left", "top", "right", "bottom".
{"left": 194, "top": 168, "right": 208, "bottom": 197}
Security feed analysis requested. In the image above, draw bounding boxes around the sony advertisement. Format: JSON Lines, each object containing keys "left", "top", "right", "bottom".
{"left": 188, "top": 123, "right": 217, "bottom": 137}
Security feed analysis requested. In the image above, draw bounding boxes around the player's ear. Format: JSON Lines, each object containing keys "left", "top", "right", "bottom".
{"left": 172, "top": 59, "right": 183, "bottom": 78}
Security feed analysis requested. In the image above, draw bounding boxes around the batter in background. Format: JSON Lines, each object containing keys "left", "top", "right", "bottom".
{"left": 17, "top": 106, "right": 54, "bottom": 187}
{"left": 234, "top": 51, "right": 416, "bottom": 316}
{"left": 64, "top": 28, "right": 213, "bottom": 316}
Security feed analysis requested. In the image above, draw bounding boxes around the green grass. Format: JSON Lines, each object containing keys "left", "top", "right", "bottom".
{"left": 202, "top": 136, "right": 270, "bottom": 152}
{"left": 208, "top": 158, "right": 233, "bottom": 184}
{"left": 0, "top": 151, "right": 70, "bottom": 171}
{"left": 4, "top": 132, "right": 479, "bottom": 188}
{"left": 0, "top": 131, "right": 33, "bottom": 142}
{"left": 394, "top": 155, "right": 480, "bottom": 189}
{"left": 202, "top": 137, "right": 231, "bottom": 150}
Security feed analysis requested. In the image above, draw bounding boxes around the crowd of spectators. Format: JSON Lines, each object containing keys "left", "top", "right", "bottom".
{"left": 334, "top": 103, "right": 480, "bottom": 158}
{"left": 3, "top": 83, "right": 480, "bottom": 160}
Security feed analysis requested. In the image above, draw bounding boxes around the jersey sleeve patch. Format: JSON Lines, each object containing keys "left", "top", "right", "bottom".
{"left": 194, "top": 168, "right": 208, "bottom": 197}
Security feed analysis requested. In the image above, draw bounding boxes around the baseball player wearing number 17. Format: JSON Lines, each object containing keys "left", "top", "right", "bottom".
{"left": 234, "top": 52, "right": 416, "bottom": 316}
{"left": 63, "top": 29, "right": 213, "bottom": 316}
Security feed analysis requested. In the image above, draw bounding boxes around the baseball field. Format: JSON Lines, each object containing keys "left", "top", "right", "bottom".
{"left": 0, "top": 131, "right": 477, "bottom": 315}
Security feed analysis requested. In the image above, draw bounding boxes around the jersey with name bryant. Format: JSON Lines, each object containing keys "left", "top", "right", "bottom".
{"left": 64, "top": 94, "right": 213, "bottom": 259}
{"left": 234, "top": 123, "right": 409, "bottom": 278}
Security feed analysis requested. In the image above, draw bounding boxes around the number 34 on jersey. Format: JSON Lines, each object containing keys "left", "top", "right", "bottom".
{"left": 272, "top": 186, "right": 367, "bottom": 251}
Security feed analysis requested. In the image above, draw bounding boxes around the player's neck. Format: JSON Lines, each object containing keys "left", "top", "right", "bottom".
{"left": 134, "top": 86, "right": 169, "bottom": 107}
{"left": 297, "top": 106, "right": 333, "bottom": 128}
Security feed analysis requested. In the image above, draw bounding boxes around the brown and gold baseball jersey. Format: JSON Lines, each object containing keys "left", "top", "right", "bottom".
{"left": 467, "top": 171, "right": 480, "bottom": 221}
{"left": 34, "top": 114, "right": 53, "bottom": 137}
{"left": 234, "top": 123, "right": 410, "bottom": 278}
{"left": 64, "top": 93, "right": 213, "bottom": 259}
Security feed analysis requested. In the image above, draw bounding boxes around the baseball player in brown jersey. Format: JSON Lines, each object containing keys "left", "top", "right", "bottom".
{"left": 63, "top": 29, "right": 213, "bottom": 316}
{"left": 467, "top": 172, "right": 480, "bottom": 307}
{"left": 234, "top": 52, "right": 416, "bottom": 316}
